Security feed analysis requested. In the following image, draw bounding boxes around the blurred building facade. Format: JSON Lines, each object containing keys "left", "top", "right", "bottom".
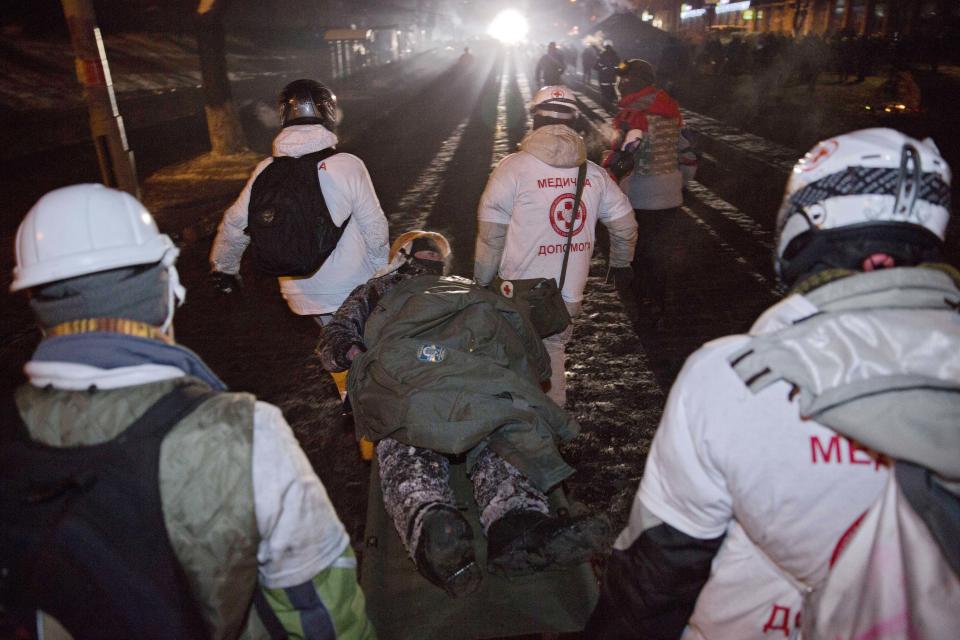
{"left": 671, "top": 0, "right": 956, "bottom": 38}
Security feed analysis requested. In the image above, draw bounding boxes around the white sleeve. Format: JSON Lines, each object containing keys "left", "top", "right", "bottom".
{"left": 636, "top": 352, "right": 733, "bottom": 540}
{"left": 596, "top": 165, "right": 635, "bottom": 223}
{"left": 252, "top": 401, "right": 350, "bottom": 589}
{"left": 477, "top": 160, "right": 517, "bottom": 225}
{"left": 209, "top": 159, "right": 271, "bottom": 274}
{"left": 325, "top": 154, "right": 389, "bottom": 268}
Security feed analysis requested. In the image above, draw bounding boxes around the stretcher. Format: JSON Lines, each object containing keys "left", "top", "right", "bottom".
{"left": 359, "top": 456, "right": 599, "bottom": 640}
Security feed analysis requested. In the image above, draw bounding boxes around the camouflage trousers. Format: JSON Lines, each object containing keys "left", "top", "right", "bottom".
{"left": 377, "top": 438, "right": 550, "bottom": 558}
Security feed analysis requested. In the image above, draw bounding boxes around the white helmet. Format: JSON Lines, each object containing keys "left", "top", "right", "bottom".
{"left": 12, "top": 184, "right": 185, "bottom": 333}
{"left": 529, "top": 85, "right": 580, "bottom": 122}
{"left": 12, "top": 184, "right": 177, "bottom": 292}
{"left": 775, "top": 128, "right": 951, "bottom": 282}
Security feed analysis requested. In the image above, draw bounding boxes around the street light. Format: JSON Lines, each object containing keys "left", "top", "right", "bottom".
{"left": 488, "top": 9, "right": 529, "bottom": 44}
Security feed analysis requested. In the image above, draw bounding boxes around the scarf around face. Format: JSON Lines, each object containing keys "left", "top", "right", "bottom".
{"left": 32, "top": 332, "right": 227, "bottom": 391}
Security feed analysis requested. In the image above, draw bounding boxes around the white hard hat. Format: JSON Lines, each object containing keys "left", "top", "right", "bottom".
{"left": 529, "top": 85, "right": 579, "bottom": 121}
{"left": 12, "top": 184, "right": 177, "bottom": 292}
{"left": 775, "top": 128, "right": 951, "bottom": 280}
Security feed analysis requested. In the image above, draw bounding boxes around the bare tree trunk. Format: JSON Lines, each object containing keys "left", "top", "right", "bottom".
{"left": 195, "top": 0, "right": 247, "bottom": 155}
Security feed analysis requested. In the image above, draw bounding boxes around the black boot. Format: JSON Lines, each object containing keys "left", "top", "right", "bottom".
{"left": 486, "top": 509, "right": 612, "bottom": 577}
{"left": 413, "top": 506, "right": 482, "bottom": 597}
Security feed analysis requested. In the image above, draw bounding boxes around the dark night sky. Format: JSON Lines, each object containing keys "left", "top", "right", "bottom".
{"left": 2, "top": 1, "right": 599, "bottom": 43}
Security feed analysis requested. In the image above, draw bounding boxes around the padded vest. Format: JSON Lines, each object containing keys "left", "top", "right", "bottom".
{"left": 634, "top": 115, "right": 680, "bottom": 177}
{"left": 15, "top": 377, "right": 270, "bottom": 640}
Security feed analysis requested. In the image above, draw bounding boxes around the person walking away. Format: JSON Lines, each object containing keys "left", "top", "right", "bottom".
{"left": 474, "top": 85, "right": 638, "bottom": 408}
{"left": 581, "top": 44, "right": 600, "bottom": 85}
{"left": 536, "top": 42, "right": 566, "bottom": 87}
{"left": 586, "top": 129, "right": 960, "bottom": 638}
{"left": 317, "top": 230, "right": 611, "bottom": 598}
{"left": 594, "top": 42, "right": 620, "bottom": 107}
{"left": 604, "top": 59, "right": 684, "bottom": 320}
{"left": 1, "top": 184, "right": 374, "bottom": 639}
{"left": 209, "top": 78, "right": 389, "bottom": 327}
{"left": 209, "top": 78, "right": 388, "bottom": 403}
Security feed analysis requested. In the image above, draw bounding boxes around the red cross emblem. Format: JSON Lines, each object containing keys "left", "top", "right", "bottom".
{"left": 548, "top": 193, "right": 586, "bottom": 238}
{"left": 552, "top": 89, "right": 564, "bottom": 99}
{"left": 499, "top": 280, "right": 514, "bottom": 298}
{"left": 800, "top": 139, "right": 838, "bottom": 172}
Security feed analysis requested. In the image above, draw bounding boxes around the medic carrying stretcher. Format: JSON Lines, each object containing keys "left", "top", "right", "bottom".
{"left": 317, "top": 231, "right": 608, "bottom": 639}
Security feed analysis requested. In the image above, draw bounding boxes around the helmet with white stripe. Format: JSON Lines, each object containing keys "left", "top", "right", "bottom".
{"left": 529, "top": 85, "right": 579, "bottom": 123}
{"left": 775, "top": 128, "right": 952, "bottom": 285}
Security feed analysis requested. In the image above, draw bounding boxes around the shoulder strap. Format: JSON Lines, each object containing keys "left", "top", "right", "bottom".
{"left": 4, "top": 381, "right": 216, "bottom": 446}
{"left": 896, "top": 460, "right": 960, "bottom": 578}
{"left": 558, "top": 162, "right": 588, "bottom": 290}
{"left": 121, "top": 381, "right": 217, "bottom": 441}
{"left": 294, "top": 148, "right": 350, "bottom": 231}
{"left": 296, "top": 147, "right": 337, "bottom": 164}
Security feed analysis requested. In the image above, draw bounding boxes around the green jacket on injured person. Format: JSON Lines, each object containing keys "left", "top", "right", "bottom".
{"left": 347, "top": 274, "right": 580, "bottom": 492}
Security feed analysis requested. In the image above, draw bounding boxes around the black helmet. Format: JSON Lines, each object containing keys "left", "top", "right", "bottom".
{"left": 617, "top": 59, "right": 656, "bottom": 86}
{"left": 279, "top": 79, "right": 337, "bottom": 129}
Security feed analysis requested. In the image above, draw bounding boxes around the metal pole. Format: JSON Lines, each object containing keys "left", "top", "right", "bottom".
{"left": 60, "top": 0, "right": 139, "bottom": 198}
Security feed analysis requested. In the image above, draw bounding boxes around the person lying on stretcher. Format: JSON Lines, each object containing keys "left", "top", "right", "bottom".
{"left": 317, "top": 230, "right": 610, "bottom": 597}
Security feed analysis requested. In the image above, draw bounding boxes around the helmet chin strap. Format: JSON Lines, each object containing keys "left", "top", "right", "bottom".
{"left": 160, "top": 248, "right": 185, "bottom": 335}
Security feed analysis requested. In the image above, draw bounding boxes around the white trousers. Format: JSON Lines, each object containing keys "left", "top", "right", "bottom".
{"left": 542, "top": 323, "right": 574, "bottom": 408}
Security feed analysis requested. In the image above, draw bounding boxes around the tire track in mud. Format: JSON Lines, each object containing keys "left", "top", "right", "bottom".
{"left": 425, "top": 52, "right": 510, "bottom": 271}
{"left": 390, "top": 54, "right": 504, "bottom": 241}
{"left": 390, "top": 120, "right": 470, "bottom": 232}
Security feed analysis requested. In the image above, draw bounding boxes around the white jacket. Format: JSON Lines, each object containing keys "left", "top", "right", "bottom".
{"left": 210, "top": 125, "right": 389, "bottom": 315}
{"left": 475, "top": 125, "right": 636, "bottom": 307}
{"left": 628, "top": 292, "right": 895, "bottom": 639}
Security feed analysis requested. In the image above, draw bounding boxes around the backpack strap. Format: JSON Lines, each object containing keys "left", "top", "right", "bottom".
{"left": 120, "top": 380, "right": 218, "bottom": 441}
{"left": 288, "top": 148, "right": 351, "bottom": 231}
{"left": 896, "top": 460, "right": 960, "bottom": 578}
{"left": 297, "top": 147, "right": 337, "bottom": 163}
{"left": 3, "top": 380, "right": 216, "bottom": 446}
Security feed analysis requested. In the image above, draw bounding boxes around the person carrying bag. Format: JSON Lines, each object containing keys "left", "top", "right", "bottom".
{"left": 475, "top": 85, "right": 638, "bottom": 408}
{"left": 493, "top": 162, "right": 586, "bottom": 339}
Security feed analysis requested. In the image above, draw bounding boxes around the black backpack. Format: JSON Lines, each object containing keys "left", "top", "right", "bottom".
{"left": 0, "top": 383, "right": 216, "bottom": 639}
{"left": 247, "top": 148, "right": 348, "bottom": 277}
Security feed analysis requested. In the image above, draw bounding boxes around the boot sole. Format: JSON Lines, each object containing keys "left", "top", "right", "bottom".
{"left": 417, "top": 509, "right": 484, "bottom": 597}
{"left": 443, "top": 559, "right": 483, "bottom": 598}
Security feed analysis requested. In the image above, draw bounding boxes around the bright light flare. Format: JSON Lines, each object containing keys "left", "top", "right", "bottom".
{"left": 488, "top": 10, "right": 529, "bottom": 44}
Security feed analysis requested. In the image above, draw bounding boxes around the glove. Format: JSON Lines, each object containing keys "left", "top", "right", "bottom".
{"left": 210, "top": 271, "right": 241, "bottom": 295}
{"left": 605, "top": 149, "right": 635, "bottom": 181}
{"left": 607, "top": 266, "right": 634, "bottom": 289}
{"left": 608, "top": 266, "right": 639, "bottom": 323}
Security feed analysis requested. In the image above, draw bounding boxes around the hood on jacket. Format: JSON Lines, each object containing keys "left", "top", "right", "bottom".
{"left": 519, "top": 125, "right": 586, "bottom": 168}
{"left": 272, "top": 124, "right": 338, "bottom": 158}
{"left": 731, "top": 267, "right": 960, "bottom": 481}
